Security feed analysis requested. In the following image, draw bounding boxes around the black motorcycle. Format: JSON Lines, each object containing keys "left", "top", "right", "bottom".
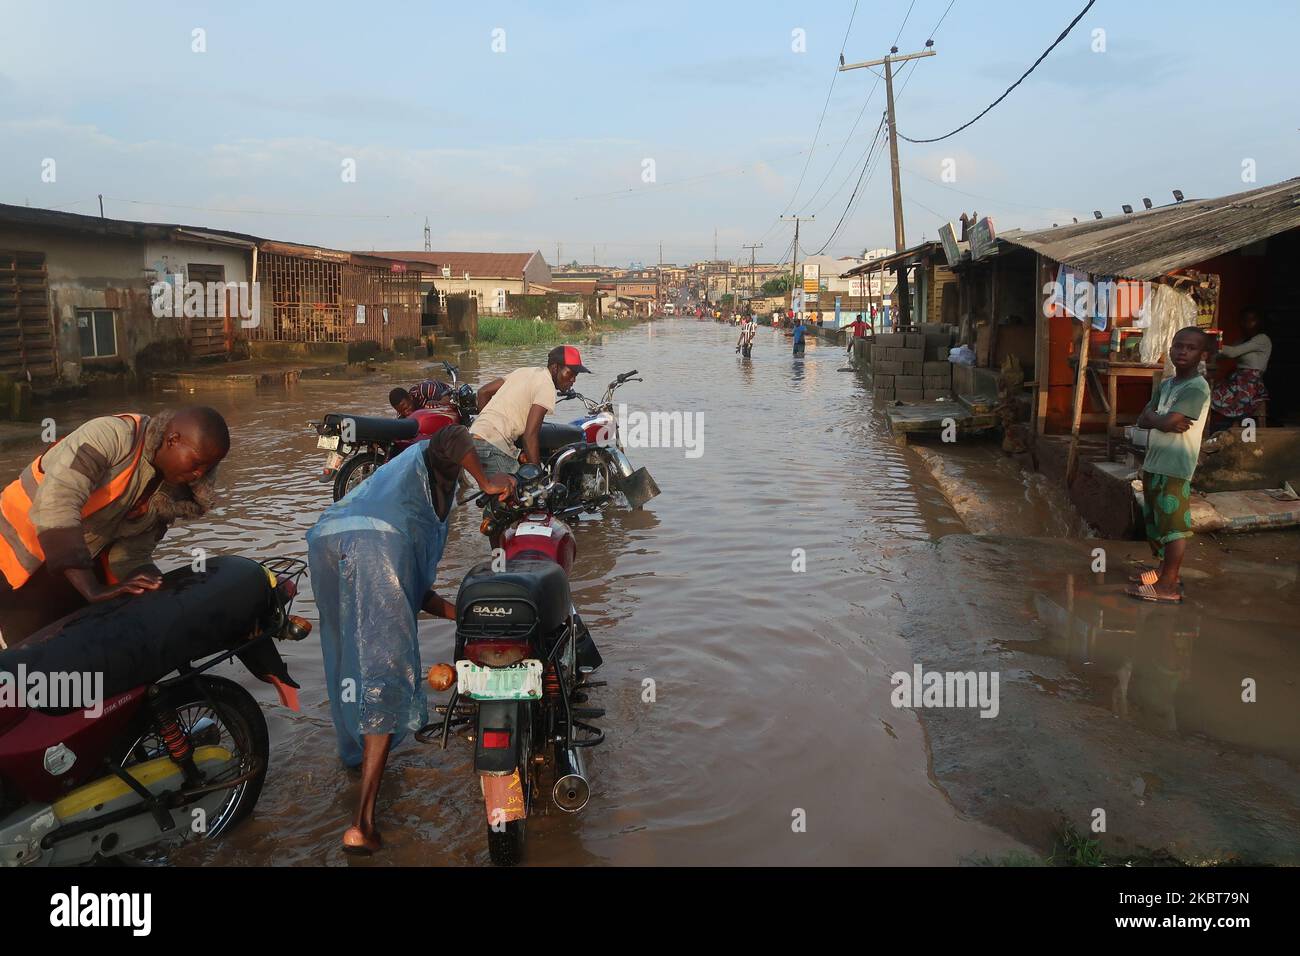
{"left": 311, "top": 361, "right": 477, "bottom": 501}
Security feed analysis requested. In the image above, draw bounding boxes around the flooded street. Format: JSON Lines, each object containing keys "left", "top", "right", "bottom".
{"left": 6, "top": 319, "right": 1297, "bottom": 865}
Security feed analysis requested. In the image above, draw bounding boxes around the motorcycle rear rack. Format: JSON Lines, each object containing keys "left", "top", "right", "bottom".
{"left": 423, "top": 620, "right": 606, "bottom": 753}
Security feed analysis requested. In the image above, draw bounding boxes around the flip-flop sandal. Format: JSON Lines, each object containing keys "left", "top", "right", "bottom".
{"left": 1126, "top": 569, "right": 1185, "bottom": 592}
{"left": 1126, "top": 582, "right": 1182, "bottom": 604}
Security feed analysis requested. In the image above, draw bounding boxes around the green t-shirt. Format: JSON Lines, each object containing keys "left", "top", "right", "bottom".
{"left": 1141, "top": 374, "right": 1210, "bottom": 481}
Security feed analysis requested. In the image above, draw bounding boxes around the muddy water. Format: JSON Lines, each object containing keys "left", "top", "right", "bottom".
{"left": 3, "top": 320, "right": 1031, "bottom": 865}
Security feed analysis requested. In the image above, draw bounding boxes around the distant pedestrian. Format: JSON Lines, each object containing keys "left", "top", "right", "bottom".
{"left": 792, "top": 318, "right": 807, "bottom": 357}
{"left": 844, "top": 315, "right": 869, "bottom": 353}
{"left": 1127, "top": 327, "right": 1212, "bottom": 605}
{"left": 736, "top": 316, "right": 757, "bottom": 357}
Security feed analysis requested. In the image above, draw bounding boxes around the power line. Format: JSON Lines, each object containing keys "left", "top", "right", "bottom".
{"left": 813, "top": 113, "right": 886, "bottom": 217}
{"left": 779, "top": 0, "right": 861, "bottom": 215}
{"left": 810, "top": 120, "right": 889, "bottom": 255}
{"left": 899, "top": 0, "right": 1096, "bottom": 144}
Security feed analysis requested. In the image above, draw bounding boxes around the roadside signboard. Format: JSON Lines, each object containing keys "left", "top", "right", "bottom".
{"left": 969, "top": 217, "right": 998, "bottom": 260}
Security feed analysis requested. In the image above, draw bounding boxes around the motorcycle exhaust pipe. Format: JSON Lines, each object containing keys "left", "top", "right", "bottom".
{"left": 552, "top": 744, "right": 590, "bottom": 813}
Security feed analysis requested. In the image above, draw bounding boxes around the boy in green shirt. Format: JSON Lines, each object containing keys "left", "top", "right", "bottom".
{"left": 1127, "top": 327, "right": 1212, "bottom": 605}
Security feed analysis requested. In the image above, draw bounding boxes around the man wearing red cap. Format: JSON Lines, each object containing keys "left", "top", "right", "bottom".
{"left": 470, "top": 345, "right": 590, "bottom": 474}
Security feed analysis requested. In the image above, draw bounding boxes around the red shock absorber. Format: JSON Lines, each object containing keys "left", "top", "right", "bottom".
{"left": 543, "top": 662, "right": 562, "bottom": 702}
{"left": 147, "top": 686, "right": 193, "bottom": 765}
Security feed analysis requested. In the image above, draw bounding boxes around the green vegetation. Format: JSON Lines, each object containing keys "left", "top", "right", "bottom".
{"left": 761, "top": 276, "right": 792, "bottom": 295}
{"left": 477, "top": 317, "right": 569, "bottom": 346}
{"left": 476, "top": 314, "right": 647, "bottom": 348}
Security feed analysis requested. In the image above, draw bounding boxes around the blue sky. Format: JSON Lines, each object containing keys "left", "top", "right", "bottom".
{"left": 1, "top": 0, "right": 1296, "bottom": 266}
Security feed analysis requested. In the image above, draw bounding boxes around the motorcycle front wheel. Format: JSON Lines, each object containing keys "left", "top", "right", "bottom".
{"left": 332, "top": 450, "right": 384, "bottom": 501}
{"left": 108, "top": 676, "right": 269, "bottom": 864}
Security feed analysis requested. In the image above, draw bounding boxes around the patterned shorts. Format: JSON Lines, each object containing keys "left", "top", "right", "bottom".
{"left": 1141, "top": 470, "right": 1194, "bottom": 557}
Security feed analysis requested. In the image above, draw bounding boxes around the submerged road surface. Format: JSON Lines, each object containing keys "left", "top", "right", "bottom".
{"left": 4, "top": 320, "right": 1029, "bottom": 865}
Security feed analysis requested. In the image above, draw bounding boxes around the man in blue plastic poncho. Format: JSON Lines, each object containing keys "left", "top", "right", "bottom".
{"left": 306, "top": 421, "right": 514, "bottom": 854}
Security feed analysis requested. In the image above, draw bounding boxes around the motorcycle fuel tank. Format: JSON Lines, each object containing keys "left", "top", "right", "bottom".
{"left": 500, "top": 512, "right": 576, "bottom": 574}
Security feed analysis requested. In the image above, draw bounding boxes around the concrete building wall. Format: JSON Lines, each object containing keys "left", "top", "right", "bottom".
{"left": 522, "top": 252, "right": 552, "bottom": 291}
{"left": 0, "top": 225, "right": 161, "bottom": 379}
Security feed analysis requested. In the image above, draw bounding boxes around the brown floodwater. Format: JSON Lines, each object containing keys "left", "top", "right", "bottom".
{"left": 2, "top": 320, "right": 1031, "bottom": 865}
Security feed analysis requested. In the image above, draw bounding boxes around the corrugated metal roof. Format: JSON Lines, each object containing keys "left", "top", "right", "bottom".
{"left": 369, "top": 250, "right": 538, "bottom": 278}
{"left": 1000, "top": 178, "right": 1300, "bottom": 279}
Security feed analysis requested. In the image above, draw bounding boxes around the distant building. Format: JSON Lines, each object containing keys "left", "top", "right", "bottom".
{"left": 369, "top": 250, "right": 551, "bottom": 315}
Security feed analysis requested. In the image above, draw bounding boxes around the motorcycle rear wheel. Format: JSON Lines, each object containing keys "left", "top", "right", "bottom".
{"left": 332, "top": 450, "right": 383, "bottom": 501}
{"left": 108, "top": 676, "right": 269, "bottom": 865}
{"left": 486, "top": 818, "right": 525, "bottom": 866}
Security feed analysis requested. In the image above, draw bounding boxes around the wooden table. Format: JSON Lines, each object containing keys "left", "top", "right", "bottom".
{"left": 1094, "top": 361, "right": 1163, "bottom": 456}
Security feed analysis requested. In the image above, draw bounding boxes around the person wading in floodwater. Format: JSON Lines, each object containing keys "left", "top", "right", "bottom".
{"left": 736, "top": 314, "right": 757, "bottom": 357}
{"left": 306, "top": 422, "right": 514, "bottom": 854}
{"left": 792, "top": 317, "right": 808, "bottom": 357}
{"left": 1128, "top": 327, "right": 1212, "bottom": 605}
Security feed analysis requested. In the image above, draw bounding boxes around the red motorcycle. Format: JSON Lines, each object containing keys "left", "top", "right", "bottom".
{"left": 420, "top": 465, "right": 604, "bottom": 866}
{"left": 0, "top": 556, "right": 310, "bottom": 866}
{"left": 311, "top": 361, "right": 477, "bottom": 501}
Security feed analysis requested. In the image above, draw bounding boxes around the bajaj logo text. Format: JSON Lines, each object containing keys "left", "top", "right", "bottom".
{"left": 474, "top": 605, "right": 513, "bottom": 617}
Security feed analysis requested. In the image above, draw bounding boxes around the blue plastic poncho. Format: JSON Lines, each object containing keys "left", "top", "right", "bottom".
{"left": 306, "top": 447, "right": 451, "bottom": 767}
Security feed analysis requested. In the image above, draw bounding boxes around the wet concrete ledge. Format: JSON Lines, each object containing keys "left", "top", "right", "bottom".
{"left": 902, "top": 533, "right": 1300, "bottom": 864}
{"left": 149, "top": 359, "right": 352, "bottom": 391}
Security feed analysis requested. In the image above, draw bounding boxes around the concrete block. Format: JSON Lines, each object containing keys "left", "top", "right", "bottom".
{"left": 923, "top": 388, "right": 953, "bottom": 400}
{"left": 895, "top": 375, "right": 923, "bottom": 389}
{"left": 896, "top": 388, "right": 924, "bottom": 402}
{"left": 875, "top": 333, "right": 905, "bottom": 347}
{"left": 905, "top": 333, "right": 925, "bottom": 348}
{"left": 896, "top": 348, "right": 924, "bottom": 363}
{"left": 873, "top": 374, "right": 895, "bottom": 387}
{"left": 874, "top": 360, "right": 904, "bottom": 374}
{"left": 902, "top": 361, "right": 923, "bottom": 375}
{"left": 925, "top": 374, "right": 952, "bottom": 389}
{"left": 923, "top": 361, "right": 952, "bottom": 375}
{"left": 873, "top": 387, "right": 895, "bottom": 402}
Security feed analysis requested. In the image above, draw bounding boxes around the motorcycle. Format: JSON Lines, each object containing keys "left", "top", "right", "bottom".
{"left": 0, "top": 556, "right": 311, "bottom": 866}
{"left": 521, "top": 369, "right": 660, "bottom": 518}
{"left": 420, "top": 465, "right": 604, "bottom": 866}
{"left": 311, "top": 361, "right": 477, "bottom": 501}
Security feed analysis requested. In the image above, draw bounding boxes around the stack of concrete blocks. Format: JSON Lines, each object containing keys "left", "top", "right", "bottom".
{"left": 870, "top": 325, "right": 957, "bottom": 403}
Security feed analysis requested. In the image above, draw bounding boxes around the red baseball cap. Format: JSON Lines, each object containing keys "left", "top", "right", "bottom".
{"left": 548, "top": 345, "right": 590, "bottom": 373}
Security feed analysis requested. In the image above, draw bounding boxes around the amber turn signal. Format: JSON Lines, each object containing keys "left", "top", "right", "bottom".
{"left": 286, "top": 615, "right": 313, "bottom": 641}
{"left": 427, "top": 663, "right": 456, "bottom": 692}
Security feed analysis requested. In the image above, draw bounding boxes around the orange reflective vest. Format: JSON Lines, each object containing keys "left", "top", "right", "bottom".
{"left": 0, "top": 413, "right": 147, "bottom": 589}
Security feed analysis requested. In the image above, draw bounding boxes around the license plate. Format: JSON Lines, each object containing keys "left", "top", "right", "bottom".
{"left": 317, "top": 435, "right": 340, "bottom": 450}
{"left": 456, "top": 660, "right": 543, "bottom": 700}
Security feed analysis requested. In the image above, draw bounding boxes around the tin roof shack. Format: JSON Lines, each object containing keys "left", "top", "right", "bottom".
{"left": 249, "top": 242, "right": 428, "bottom": 361}
{"left": 997, "top": 178, "right": 1300, "bottom": 440}
{"left": 0, "top": 203, "right": 257, "bottom": 392}
{"left": 987, "top": 180, "right": 1300, "bottom": 536}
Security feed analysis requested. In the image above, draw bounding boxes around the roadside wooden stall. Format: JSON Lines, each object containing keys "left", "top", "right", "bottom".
{"left": 250, "top": 242, "right": 426, "bottom": 348}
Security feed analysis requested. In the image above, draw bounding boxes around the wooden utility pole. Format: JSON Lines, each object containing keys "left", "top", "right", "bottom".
{"left": 839, "top": 46, "right": 936, "bottom": 327}
{"left": 781, "top": 215, "right": 814, "bottom": 316}
{"left": 743, "top": 243, "right": 763, "bottom": 302}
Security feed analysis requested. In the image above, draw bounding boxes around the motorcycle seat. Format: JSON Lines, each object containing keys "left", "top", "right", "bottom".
{"left": 0, "top": 557, "right": 282, "bottom": 704}
{"left": 519, "top": 422, "right": 586, "bottom": 458}
{"left": 456, "top": 558, "right": 571, "bottom": 644}
{"left": 323, "top": 413, "right": 418, "bottom": 443}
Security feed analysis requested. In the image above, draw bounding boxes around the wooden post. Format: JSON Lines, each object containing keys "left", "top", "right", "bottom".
{"left": 1034, "top": 254, "right": 1051, "bottom": 435}
{"left": 1065, "top": 319, "right": 1091, "bottom": 485}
